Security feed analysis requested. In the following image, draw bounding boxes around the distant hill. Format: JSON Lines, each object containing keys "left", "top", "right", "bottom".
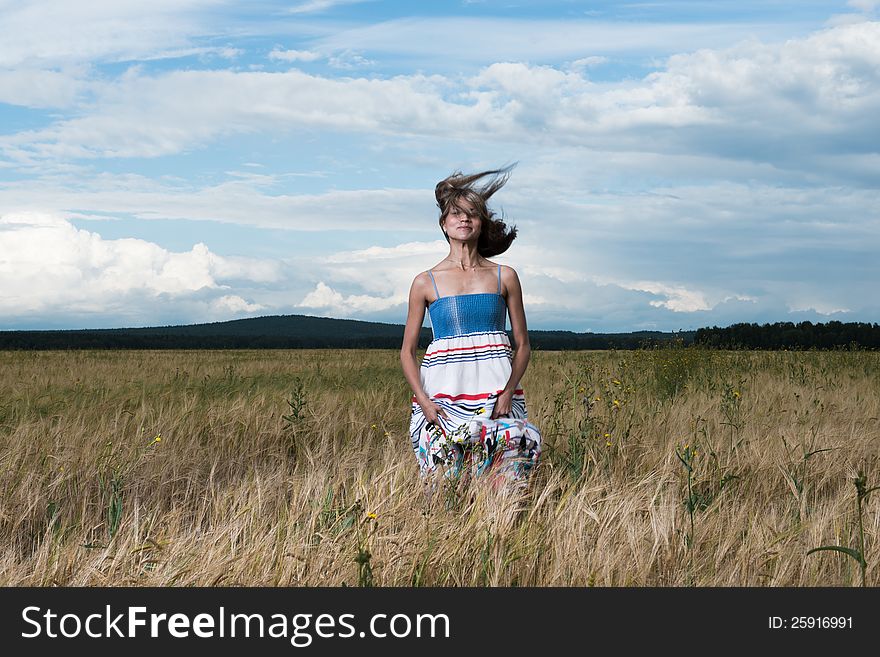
{"left": 4, "top": 315, "right": 875, "bottom": 351}
{"left": 0, "top": 314, "right": 692, "bottom": 350}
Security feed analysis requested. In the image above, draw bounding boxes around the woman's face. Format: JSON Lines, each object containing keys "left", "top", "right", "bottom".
{"left": 443, "top": 199, "right": 480, "bottom": 241}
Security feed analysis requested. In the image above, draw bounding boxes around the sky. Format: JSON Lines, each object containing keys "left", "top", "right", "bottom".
{"left": 1, "top": 0, "right": 878, "bottom": 332}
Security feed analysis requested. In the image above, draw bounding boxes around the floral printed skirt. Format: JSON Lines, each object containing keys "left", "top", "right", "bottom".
{"left": 409, "top": 330, "right": 542, "bottom": 486}
{"left": 416, "top": 413, "right": 542, "bottom": 487}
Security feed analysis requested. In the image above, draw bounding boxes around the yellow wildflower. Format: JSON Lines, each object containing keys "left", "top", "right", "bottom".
{"left": 612, "top": 379, "right": 621, "bottom": 386}
{"left": 371, "top": 424, "right": 377, "bottom": 429}
{"left": 612, "top": 399, "right": 620, "bottom": 407}
{"left": 367, "top": 512, "right": 377, "bottom": 520}
{"left": 604, "top": 433, "right": 611, "bottom": 438}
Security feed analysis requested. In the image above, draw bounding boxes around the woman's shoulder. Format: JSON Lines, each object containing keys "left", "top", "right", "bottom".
{"left": 411, "top": 269, "right": 434, "bottom": 289}
{"left": 494, "top": 263, "right": 520, "bottom": 297}
{"left": 412, "top": 269, "right": 443, "bottom": 296}
{"left": 495, "top": 262, "right": 518, "bottom": 279}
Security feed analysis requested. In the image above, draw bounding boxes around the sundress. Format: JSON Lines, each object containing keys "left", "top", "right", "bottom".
{"left": 409, "top": 263, "right": 542, "bottom": 485}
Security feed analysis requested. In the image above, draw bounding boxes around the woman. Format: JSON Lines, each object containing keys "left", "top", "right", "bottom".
{"left": 400, "top": 166, "right": 541, "bottom": 487}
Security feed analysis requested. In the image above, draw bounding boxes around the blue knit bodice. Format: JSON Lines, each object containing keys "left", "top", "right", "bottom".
{"left": 427, "top": 292, "right": 507, "bottom": 340}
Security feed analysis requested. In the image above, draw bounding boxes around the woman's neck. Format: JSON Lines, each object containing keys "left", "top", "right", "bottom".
{"left": 445, "top": 242, "right": 482, "bottom": 271}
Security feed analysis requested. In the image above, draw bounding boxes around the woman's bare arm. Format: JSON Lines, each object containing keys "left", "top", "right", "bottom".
{"left": 502, "top": 265, "right": 531, "bottom": 396}
{"left": 400, "top": 273, "right": 432, "bottom": 406}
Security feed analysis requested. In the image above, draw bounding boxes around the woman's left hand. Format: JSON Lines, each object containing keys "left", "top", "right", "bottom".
{"left": 490, "top": 389, "right": 514, "bottom": 419}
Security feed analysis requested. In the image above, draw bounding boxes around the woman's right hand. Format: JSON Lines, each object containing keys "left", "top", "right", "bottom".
{"left": 419, "top": 397, "right": 449, "bottom": 426}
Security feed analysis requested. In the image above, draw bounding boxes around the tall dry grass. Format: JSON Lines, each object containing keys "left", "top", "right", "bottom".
{"left": 0, "top": 347, "right": 878, "bottom": 586}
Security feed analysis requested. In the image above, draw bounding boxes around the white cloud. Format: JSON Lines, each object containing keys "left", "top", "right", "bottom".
{"left": 0, "top": 177, "right": 432, "bottom": 231}
{"left": 294, "top": 238, "right": 723, "bottom": 324}
{"left": 288, "top": 0, "right": 371, "bottom": 15}
{"left": 309, "top": 241, "right": 449, "bottom": 309}
{"left": 0, "top": 67, "right": 88, "bottom": 109}
{"left": 327, "top": 50, "right": 375, "bottom": 69}
{"left": 4, "top": 11, "right": 880, "bottom": 331}
{"left": 591, "top": 277, "right": 711, "bottom": 312}
{"left": 521, "top": 265, "right": 587, "bottom": 285}
{"left": 6, "top": 165, "right": 878, "bottom": 330}
{"left": 787, "top": 303, "right": 852, "bottom": 316}
{"left": 268, "top": 48, "right": 322, "bottom": 62}
{"left": 211, "top": 295, "right": 265, "bottom": 313}
{"left": 848, "top": 0, "right": 880, "bottom": 13}
{"left": 1, "top": 68, "right": 496, "bottom": 162}
{"left": 204, "top": 47, "right": 242, "bottom": 60}
{"left": 522, "top": 293, "right": 551, "bottom": 306}
{"left": 311, "top": 16, "right": 819, "bottom": 64}
{"left": 325, "top": 241, "right": 446, "bottom": 262}
{"left": 5, "top": 21, "right": 879, "bottom": 170}
{"left": 297, "top": 281, "right": 403, "bottom": 314}
{"left": 569, "top": 56, "right": 608, "bottom": 73}
{"left": 0, "top": 0, "right": 230, "bottom": 67}
{"left": 298, "top": 281, "right": 342, "bottom": 307}
{"left": 0, "top": 210, "right": 276, "bottom": 321}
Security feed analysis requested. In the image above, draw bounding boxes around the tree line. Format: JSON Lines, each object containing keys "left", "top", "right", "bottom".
{"left": 0, "top": 316, "right": 691, "bottom": 351}
{"left": 694, "top": 321, "right": 880, "bottom": 350}
{"left": 3, "top": 317, "right": 878, "bottom": 351}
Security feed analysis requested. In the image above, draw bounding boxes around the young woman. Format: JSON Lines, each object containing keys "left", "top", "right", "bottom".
{"left": 399, "top": 166, "right": 541, "bottom": 486}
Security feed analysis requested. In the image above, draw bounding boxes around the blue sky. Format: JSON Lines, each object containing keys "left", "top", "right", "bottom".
{"left": 1, "top": 0, "right": 879, "bottom": 332}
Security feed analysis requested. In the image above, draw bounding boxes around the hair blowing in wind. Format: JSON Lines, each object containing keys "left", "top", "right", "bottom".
{"left": 434, "top": 164, "right": 518, "bottom": 257}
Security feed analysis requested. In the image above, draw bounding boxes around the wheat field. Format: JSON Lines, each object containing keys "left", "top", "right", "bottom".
{"left": 1, "top": 347, "right": 878, "bottom": 586}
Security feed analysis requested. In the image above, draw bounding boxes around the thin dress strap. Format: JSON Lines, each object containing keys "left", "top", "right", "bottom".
{"left": 497, "top": 263, "right": 502, "bottom": 294}
{"left": 427, "top": 270, "right": 441, "bottom": 300}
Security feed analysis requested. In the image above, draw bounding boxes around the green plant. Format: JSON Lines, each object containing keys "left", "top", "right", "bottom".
{"left": 95, "top": 440, "right": 127, "bottom": 542}
{"left": 46, "top": 500, "right": 62, "bottom": 536}
{"left": 96, "top": 472, "right": 124, "bottom": 541}
{"left": 676, "top": 441, "right": 701, "bottom": 585}
{"left": 282, "top": 377, "right": 308, "bottom": 427}
{"left": 564, "top": 402, "right": 594, "bottom": 483}
{"left": 807, "top": 471, "right": 880, "bottom": 586}
{"left": 282, "top": 377, "right": 308, "bottom": 462}
{"left": 353, "top": 504, "right": 378, "bottom": 587}
{"left": 649, "top": 338, "right": 693, "bottom": 400}
{"left": 719, "top": 379, "right": 746, "bottom": 435}
{"left": 778, "top": 432, "right": 834, "bottom": 522}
